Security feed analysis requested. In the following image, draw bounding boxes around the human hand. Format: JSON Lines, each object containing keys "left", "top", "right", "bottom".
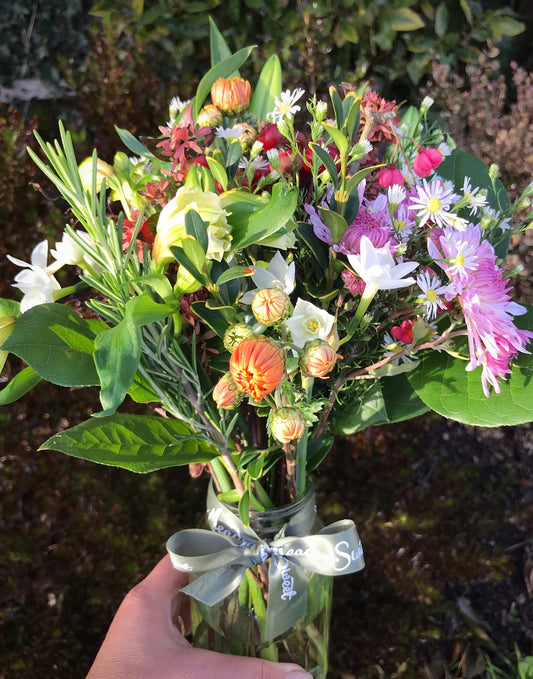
{"left": 86, "top": 554, "right": 313, "bottom": 679}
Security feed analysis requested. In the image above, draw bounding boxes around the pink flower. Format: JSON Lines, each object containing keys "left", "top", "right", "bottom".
{"left": 413, "top": 147, "right": 443, "bottom": 177}
{"left": 377, "top": 165, "right": 405, "bottom": 188}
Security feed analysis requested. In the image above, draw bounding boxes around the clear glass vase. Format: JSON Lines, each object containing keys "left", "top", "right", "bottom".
{"left": 190, "top": 485, "right": 333, "bottom": 679}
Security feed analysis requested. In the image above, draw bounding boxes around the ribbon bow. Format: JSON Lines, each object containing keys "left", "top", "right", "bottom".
{"left": 166, "top": 484, "right": 364, "bottom": 640}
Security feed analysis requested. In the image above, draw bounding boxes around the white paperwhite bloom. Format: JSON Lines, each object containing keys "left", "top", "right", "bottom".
{"left": 7, "top": 240, "right": 61, "bottom": 313}
{"left": 240, "top": 251, "right": 295, "bottom": 304}
{"left": 268, "top": 88, "right": 305, "bottom": 123}
{"left": 347, "top": 236, "right": 418, "bottom": 291}
{"left": 286, "top": 299, "right": 335, "bottom": 348}
{"left": 51, "top": 231, "right": 87, "bottom": 267}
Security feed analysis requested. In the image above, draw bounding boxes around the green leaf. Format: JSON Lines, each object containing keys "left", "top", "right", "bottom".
{"left": 125, "top": 294, "right": 178, "bottom": 326}
{"left": 0, "top": 367, "right": 42, "bottom": 405}
{"left": 216, "top": 265, "right": 256, "bottom": 287}
{"left": 249, "top": 54, "right": 282, "bottom": 121}
{"left": 208, "top": 16, "right": 235, "bottom": 69}
{"left": 459, "top": 0, "right": 473, "bottom": 25}
{"left": 206, "top": 156, "right": 229, "bottom": 191}
{"left": 295, "top": 222, "right": 329, "bottom": 270}
{"left": 434, "top": 3, "right": 448, "bottom": 37}
{"left": 309, "top": 143, "right": 339, "bottom": 189}
{"left": 2, "top": 304, "right": 100, "bottom": 387}
{"left": 329, "top": 87, "right": 345, "bottom": 132}
{"left": 407, "top": 308, "right": 533, "bottom": 426}
{"left": 239, "top": 491, "right": 251, "bottom": 527}
{"left": 389, "top": 7, "right": 426, "bottom": 31}
{"left": 182, "top": 235, "right": 207, "bottom": 273}
{"left": 185, "top": 208, "right": 209, "bottom": 252}
{"left": 190, "top": 301, "right": 233, "bottom": 337}
{"left": 322, "top": 122, "right": 349, "bottom": 157}
{"left": 40, "top": 413, "right": 219, "bottom": 472}
{"left": 94, "top": 316, "right": 141, "bottom": 416}
{"left": 169, "top": 245, "right": 209, "bottom": 287}
{"left": 194, "top": 45, "right": 256, "bottom": 120}
{"left": 217, "top": 488, "right": 241, "bottom": 503}
{"left": 114, "top": 126, "right": 155, "bottom": 158}
{"left": 488, "top": 15, "right": 525, "bottom": 38}
{"left": 306, "top": 435, "right": 334, "bottom": 472}
{"left": 230, "top": 184, "right": 298, "bottom": 250}
{"left": 318, "top": 207, "right": 349, "bottom": 242}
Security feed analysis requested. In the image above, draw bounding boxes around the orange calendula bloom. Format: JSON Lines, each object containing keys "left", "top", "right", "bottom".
{"left": 229, "top": 337, "right": 285, "bottom": 401}
{"left": 211, "top": 77, "right": 251, "bottom": 115}
{"left": 300, "top": 339, "right": 339, "bottom": 378}
{"left": 212, "top": 372, "right": 243, "bottom": 410}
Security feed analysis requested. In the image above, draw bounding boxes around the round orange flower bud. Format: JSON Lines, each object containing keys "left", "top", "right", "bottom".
{"left": 211, "top": 77, "right": 251, "bottom": 115}
{"left": 251, "top": 288, "right": 291, "bottom": 325}
{"left": 212, "top": 372, "right": 243, "bottom": 409}
{"left": 268, "top": 406, "right": 306, "bottom": 444}
{"left": 229, "top": 337, "right": 285, "bottom": 401}
{"left": 223, "top": 322, "right": 255, "bottom": 353}
{"left": 197, "top": 104, "right": 223, "bottom": 128}
{"left": 300, "top": 339, "right": 339, "bottom": 378}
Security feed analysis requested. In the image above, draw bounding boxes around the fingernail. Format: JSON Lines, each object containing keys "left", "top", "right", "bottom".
{"left": 286, "top": 672, "right": 313, "bottom": 679}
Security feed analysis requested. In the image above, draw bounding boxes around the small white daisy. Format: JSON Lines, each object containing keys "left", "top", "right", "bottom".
{"left": 416, "top": 271, "right": 448, "bottom": 320}
{"left": 238, "top": 156, "right": 270, "bottom": 172}
{"left": 387, "top": 184, "right": 406, "bottom": 207}
{"left": 381, "top": 332, "right": 418, "bottom": 364}
{"left": 268, "top": 88, "right": 305, "bottom": 123}
{"left": 215, "top": 125, "right": 246, "bottom": 140}
{"left": 408, "top": 179, "right": 458, "bottom": 228}
{"left": 462, "top": 177, "right": 488, "bottom": 216}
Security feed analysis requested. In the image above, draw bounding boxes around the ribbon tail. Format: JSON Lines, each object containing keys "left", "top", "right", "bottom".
{"left": 180, "top": 565, "right": 247, "bottom": 606}
{"left": 264, "top": 559, "right": 308, "bottom": 641}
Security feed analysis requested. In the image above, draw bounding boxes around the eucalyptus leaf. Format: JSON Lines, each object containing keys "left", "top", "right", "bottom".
{"left": 40, "top": 413, "right": 219, "bottom": 472}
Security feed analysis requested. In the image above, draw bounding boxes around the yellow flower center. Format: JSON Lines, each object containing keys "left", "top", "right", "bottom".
{"left": 426, "top": 197, "right": 442, "bottom": 213}
{"left": 394, "top": 219, "right": 406, "bottom": 231}
{"left": 426, "top": 289, "right": 438, "bottom": 302}
{"left": 453, "top": 254, "right": 465, "bottom": 268}
{"left": 306, "top": 319, "right": 319, "bottom": 332}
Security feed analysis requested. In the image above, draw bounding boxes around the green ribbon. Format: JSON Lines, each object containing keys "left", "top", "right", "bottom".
{"left": 166, "top": 484, "right": 364, "bottom": 641}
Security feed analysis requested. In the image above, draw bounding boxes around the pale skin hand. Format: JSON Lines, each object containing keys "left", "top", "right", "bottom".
{"left": 86, "top": 554, "right": 313, "bottom": 679}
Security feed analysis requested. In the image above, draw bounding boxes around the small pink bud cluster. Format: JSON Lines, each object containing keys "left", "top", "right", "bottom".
{"left": 413, "top": 147, "right": 443, "bottom": 178}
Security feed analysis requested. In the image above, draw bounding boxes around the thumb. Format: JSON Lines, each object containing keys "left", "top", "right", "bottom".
{"left": 175, "top": 647, "right": 314, "bottom": 679}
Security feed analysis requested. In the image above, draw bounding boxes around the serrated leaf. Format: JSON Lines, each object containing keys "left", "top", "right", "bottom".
{"left": 306, "top": 435, "right": 334, "bottom": 472}
{"left": 0, "top": 366, "right": 42, "bottom": 405}
{"left": 40, "top": 414, "right": 219, "bottom": 472}
{"left": 94, "top": 316, "right": 141, "bottom": 416}
{"left": 249, "top": 54, "right": 282, "bottom": 121}
{"left": 114, "top": 126, "right": 154, "bottom": 158}
{"left": 2, "top": 304, "right": 99, "bottom": 387}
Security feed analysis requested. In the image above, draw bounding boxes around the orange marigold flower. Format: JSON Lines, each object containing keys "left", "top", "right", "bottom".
{"left": 229, "top": 337, "right": 285, "bottom": 401}
{"left": 251, "top": 288, "right": 291, "bottom": 325}
{"left": 268, "top": 406, "right": 306, "bottom": 444}
{"left": 211, "top": 77, "right": 251, "bottom": 116}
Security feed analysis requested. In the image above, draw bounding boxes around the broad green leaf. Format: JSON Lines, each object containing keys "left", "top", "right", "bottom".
{"left": 182, "top": 235, "right": 207, "bottom": 272}
{"left": 114, "top": 125, "right": 155, "bottom": 158}
{"left": 322, "top": 123, "right": 349, "bottom": 157}
{"left": 318, "top": 207, "right": 348, "bottom": 242}
{"left": 230, "top": 184, "right": 298, "bottom": 250}
{"left": 94, "top": 316, "right": 141, "bottom": 416}
{"left": 306, "top": 435, "right": 334, "bottom": 472}
{"left": 2, "top": 304, "right": 99, "bottom": 387}
{"left": 488, "top": 15, "right": 525, "bottom": 38}
{"left": 193, "top": 45, "right": 255, "bottom": 120}
{"left": 216, "top": 265, "right": 256, "bottom": 287}
{"left": 169, "top": 245, "right": 209, "bottom": 287}
{"left": 0, "top": 367, "right": 42, "bottom": 405}
{"left": 206, "top": 156, "right": 229, "bottom": 191}
{"left": 190, "top": 301, "right": 233, "bottom": 337}
{"left": 128, "top": 377, "right": 159, "bottom": 404}
{"left": 125, "top": 294, "right": 178, "bottom": 326}
{"left": 40, "top": 413, "right": 220, "bottom": 472}
{"left": 185, "top": 208, "right": 209, "bottom": 252}
{"left": 309, "top": 143, "right": 339, "bottom": 189}
{"left": 134, "top": 273, "right": 174, "bottom": 302}
{"left": 380, "top": 372, "right": 429, "bottom": 422}
{"left": 209, "top": 16, "right": 235, "bottom": 69}
{"left": 408, "top": 307, "right": 533, "bottom": 426}
{"left": 248, "top": 54, "right": 282, "bottom": 121}
{"left": 389, "top": 7, "right": 426, "bottom": 31}
{"left": 295, "top": 222, "right": 329, "bottom": 270}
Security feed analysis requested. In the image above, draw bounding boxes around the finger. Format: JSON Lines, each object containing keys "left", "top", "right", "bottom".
{"left": 173, "top": 647, "right": 314, "bottom": 679}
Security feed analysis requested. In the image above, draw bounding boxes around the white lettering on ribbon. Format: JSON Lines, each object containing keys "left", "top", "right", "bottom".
{"left": 333, "top": 539, "right": 364, "bottom": 572}
{"left": 280, "top": 561, "right": 297, "bottom": 600}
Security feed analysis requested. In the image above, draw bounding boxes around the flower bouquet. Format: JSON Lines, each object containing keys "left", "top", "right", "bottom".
{"left": 2, "top": 19, "right": 533, "bottom": 679}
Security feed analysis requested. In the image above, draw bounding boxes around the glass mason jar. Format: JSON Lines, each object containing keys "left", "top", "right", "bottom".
{"left": 190, "top": 484, "right": 333, "bottom": 679}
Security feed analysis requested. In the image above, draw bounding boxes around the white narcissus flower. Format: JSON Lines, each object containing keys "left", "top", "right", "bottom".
{"left": 7, "top": 240, "right": 61, "bottom": 313}
{"left": 287, "top": 299, "right": 335, "bottom": 349}
{"left": 51, "top": 231, "right": 87, "bottom": 267}
{"left": 347, "top": 236, "right": 418, "bottom": 292}
{"left": 240, "top": 251, "right": 295, "bottom": 304}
